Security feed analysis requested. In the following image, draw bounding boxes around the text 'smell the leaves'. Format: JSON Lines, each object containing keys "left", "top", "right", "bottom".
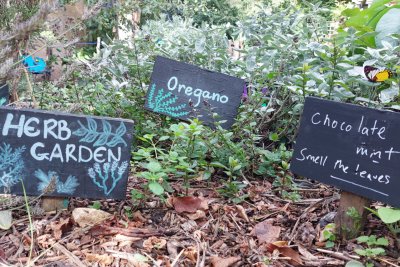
{"left": 0, "top": 84, "right": 8, "bottom": 106}
{"left": 291, "top": 97, "right": 400, "bottom": 207}
{"left": 145, "top": 56, "right": 246, "bottom": 129}
{"left": 0, "top": 107, "right": 134, "bottom": 200}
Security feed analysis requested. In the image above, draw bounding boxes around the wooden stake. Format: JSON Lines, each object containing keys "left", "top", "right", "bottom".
{"left": 41, "top": 197, "right": 68, "bottom": 212}
{"left": 334, "top": 191, "right": 371, "bottom": 240}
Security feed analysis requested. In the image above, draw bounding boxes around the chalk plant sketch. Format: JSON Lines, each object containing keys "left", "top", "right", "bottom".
{"left": 147, "top": 83, "right": 190, "bottom": 117}
{"left": 88, "top": 161, "right": 129, "bottom": 195}
{"left": 73, "top": 118, "right": 127, "bottom": 147}
{"left": 0, "top": 143, "right": 26, "bottom": 189}
{"left": 35, "top": 169, "right": 79, "bottom": 195}
{"left": 0, "top": 97, "right": 6, "bottom": 106}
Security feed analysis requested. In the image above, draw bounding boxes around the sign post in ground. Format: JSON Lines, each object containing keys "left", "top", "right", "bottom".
{"left": 291, "top": 97, "right": 400, "bottom": 239}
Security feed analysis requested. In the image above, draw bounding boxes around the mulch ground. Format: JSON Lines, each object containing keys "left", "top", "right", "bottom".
{"left": 1, "top": 175, "right": 399, "bottom": 267}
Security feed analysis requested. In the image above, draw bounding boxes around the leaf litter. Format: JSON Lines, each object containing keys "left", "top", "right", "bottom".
{"left": 0, "top": 176, "right": 399, "bottom": 266}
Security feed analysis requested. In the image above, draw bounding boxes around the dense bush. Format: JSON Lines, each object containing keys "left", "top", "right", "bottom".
{"left": 28, "top": 0, "right": 400, "bottom": 200}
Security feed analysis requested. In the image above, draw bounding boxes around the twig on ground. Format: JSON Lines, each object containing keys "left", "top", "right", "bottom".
{"left": 316, "top": 248, "right": 360, "bottom": 262}
{"left": 53, "top": 243, "right": 86, "bottom": 267}
{"left": 171, "top": 248, "right": 185, "bottom": 267}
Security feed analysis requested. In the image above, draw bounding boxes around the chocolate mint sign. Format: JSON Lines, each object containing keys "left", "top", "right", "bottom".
{"left": 0, "top": 84, "right": 8, "bottom": 106}
{"left": 145, "top": 56, "right": 246, "bottom": 129}
{"left": 291, "top": 97, "right": 400, "bottom": 207}
{"left": 0, "top": 107, "right": 134, "bottom": 200}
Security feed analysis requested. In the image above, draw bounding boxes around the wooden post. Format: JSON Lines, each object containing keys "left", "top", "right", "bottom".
{"left": 335, "top": 191, "right": 371, "bottom": 240}
{"left": 41, "top": 197, "right": 68, "bottom": 212}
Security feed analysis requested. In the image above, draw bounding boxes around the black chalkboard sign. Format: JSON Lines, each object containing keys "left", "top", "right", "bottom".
{"left": 145, "top": 56, "right": 246, "bottom": 129}
{"left": 291, "top": 97, "right": 400, "bottom": 207}
{"left": 0, "top": 84, "right": 8, "bottom": 106}
{"left": 0, "top": 107, "right": 134, "bottom": 200}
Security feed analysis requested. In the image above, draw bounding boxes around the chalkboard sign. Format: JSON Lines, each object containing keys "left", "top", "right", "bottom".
{"left": 291, "top": 97, "right": 400, "bottom": 207}
{"left": 145, "top": 56, "right": 246, "bottom": 129}
{"left": 0, "top": 107, "right": 134, "bottom": 200}
{"left": 0, "top": 84, "right": 8, "bottom": 106}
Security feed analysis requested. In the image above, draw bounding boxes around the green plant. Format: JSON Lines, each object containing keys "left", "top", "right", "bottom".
{"left": 138, "top": 161, "right": 168, "bottom": 196}
{"left": 346, "top": 207, "right": 363, "bottom": 234}
{"left": 354, "top": 235, "right": 388, "bottom": 266}
{"left": 322, "top": 223, "right": 337, "bottom": 248}
{"left": 89, "top": 201, "right": 102, "bottom": 210}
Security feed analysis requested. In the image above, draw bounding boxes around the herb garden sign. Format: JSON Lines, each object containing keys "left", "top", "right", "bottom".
{"left": 145, "top": 56, "right": 246, "bottom": 129}
{"left": 291, "top": 97, "right": 400, "bottom": 207}
{"left": 0, "top": 107, "right": 134, "bottom": 200}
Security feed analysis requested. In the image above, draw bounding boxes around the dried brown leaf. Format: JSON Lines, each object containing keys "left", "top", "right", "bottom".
{"left": 183, "top": 246, "right": 198, "bottom": 263}
{"left": 298, "top": 245, "right": 318, "bottom": 261}
{"left": 254, "top": 219, "right": 281, "bottom": 244}
{"left": 143, "top": 236, "right": 167, "bottom": 252}
{"left": 236, "top": 205, "right": 249, "bottom": 222}
{"left": 72, "top": 208, "right": 112, "bottom": 227}
{"left": 171, "top": 196, "right": 208, "bottom": 213}
{"left": 186, "top": 210, "right": 206, "bottom": 221}
{"left": 85, "top": 253, "right": 114, "bottom": 266}
{"left": 210, "top": 256, "right": 241, "bottom": 267}
{"left": 51, "top": 217, "right": 72, "bottom": 240}
{"left": 266, "top": 242, "right": 303, "bottom": 266}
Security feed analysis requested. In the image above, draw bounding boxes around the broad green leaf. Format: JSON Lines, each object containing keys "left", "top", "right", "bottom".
{"left": 375, "top": 8, "right": 400, "bottom": 47}
{"left": 356, "top": 236, "right": 370, "bottom": 243}
{"left": 147, "top": 161, "right": 162, "bottom": 173}
{"left": 376, "top": 237, "right": 389, "bottom": 246}
{"left": 377, "top": 207, "right": 400, "bottom": 224}
{"left": 149, "top": 182, "right": 164, "bottom": 195}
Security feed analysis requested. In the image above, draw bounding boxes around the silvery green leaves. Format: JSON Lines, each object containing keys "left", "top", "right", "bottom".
{"left": 73, "top": 118, "right": 127, "bottom": 147}
{"left": 35, "top": 169, "right": 79, "bottom": 195}
{"left": 0, "top": 143, "right": 25, "bottom": 188}
{"left": 147, "top": 84, "right": 189, "bottom": 118}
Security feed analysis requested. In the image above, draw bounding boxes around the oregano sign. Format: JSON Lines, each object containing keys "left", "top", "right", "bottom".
{"left": 291, "top": 97, "right": 400, "bottom": 207}
{"left": 145, "top": 56, "right": 246, "bottom": 129}
{"left": 0, "top": 107, "right": 134, "bottom": 199}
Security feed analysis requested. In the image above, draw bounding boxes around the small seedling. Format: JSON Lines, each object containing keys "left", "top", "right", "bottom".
{"left": 354, "top": 235, "right": 388, "bottom": 266}
{"left": 322, "top": 223, "right": 336, "bottom": 248}
{"left": 89, "top": 201, "right": 102, "bottom": 210}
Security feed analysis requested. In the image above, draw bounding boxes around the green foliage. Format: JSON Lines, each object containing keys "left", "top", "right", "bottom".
{"left": 341, "top": 0, "right": 400, "bottom": 47}
{"left": 0, "top": 0, "right": 40, "bottom": 30}
{"left": 354, "top": 235, "right": 388, "bottom": 265}
{"left": 322, "top": 223, "right": 337, "bottom": 248}
{"left": 89, "top": 201, "right": 102, "bottom": 209}
{"left": 368, "top": 207, "right": 400, "bottom": 245}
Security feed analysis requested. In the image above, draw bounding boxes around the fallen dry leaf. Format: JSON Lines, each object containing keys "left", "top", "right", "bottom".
{"left": 266, "top": 242, "right": 303, "bottom": 266}
{"left": 186, "top": 210, "right": 206, "bottom": 220}
{"left": 72, "top": 208, "right": 112, "bottom": 227}
{"left": 298, "top": 245, "right": 318, "bottom": 261}
{"left": 253, "top": 219, "right": 281, "bottom": 244}
{"left": 236, "top": 205, "right": 249, "bottom": 222}
{"left": 85, "top": 253, "right": 114, "bottom": 266}
{"left": 171, "top": 196, "right": 208, "bottom": 213}
{"left": 183, "top": 246, "right": 197, "bottom": 263}
{"left": 51, "top": 217, "right": 72, "bottom": 239}
{"left": 143, "top": 236, "right": 167, "bottom": 252}
{"left": 210, "top": 256, "right": 241, "bottom": 267}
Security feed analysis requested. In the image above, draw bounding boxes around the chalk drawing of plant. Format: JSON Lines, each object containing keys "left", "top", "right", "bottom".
{"left": 73, "top": 118, "right": 127, "bottom": 147}
{"left": 88, "top": 161, "right": 128, "bottom": 195}
{"left": 0, "top": 97, "right": 6, "bottom": 106}
{"left": 0, "top": 143, "right": 25, "bottom": 189}
{"left": 35, "top": 169, "right": 79, "bottom": 195}
{"left": 147, "top": 83, "right": 190, "bottom": 117}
